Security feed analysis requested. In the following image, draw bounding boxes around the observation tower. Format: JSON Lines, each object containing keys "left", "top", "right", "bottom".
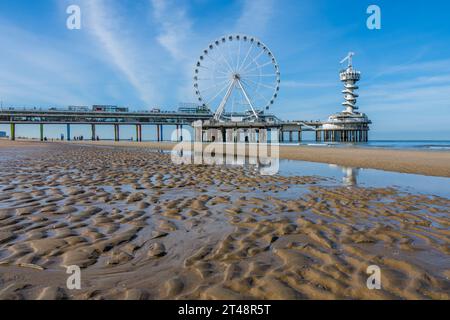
{"left": 321, "top": 52, "right": 371, "bottom": 142}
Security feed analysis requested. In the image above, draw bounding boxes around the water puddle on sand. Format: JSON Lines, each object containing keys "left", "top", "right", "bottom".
{"left": 277, "top": 159, "right": 450, "bottom": 198}
{"left": 167, "top": 149, "right": 450, "bottom": 198}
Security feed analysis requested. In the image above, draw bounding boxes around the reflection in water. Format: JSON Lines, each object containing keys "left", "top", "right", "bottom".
{"left": 171, "top": 150, "right": 279, "bottom": 175}
{"left": 342, "top": 167, "right": 359, "bottom": 186}
{"left": 172, "top": 149, "right": 362, "bottom": 184}
{"left": 328, "top": 164, "right": 359, "bottom": 186}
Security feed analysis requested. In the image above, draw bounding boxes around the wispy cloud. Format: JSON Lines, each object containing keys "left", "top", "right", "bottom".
{"left": 370, "top": 58, "right": 450, "bottom": 80}
{"left": 149, "top": 0, "right": 201, "bottom": 103}
{"left": 234, "top": 0, "right": 275, "bottom": 35}
{"left": 151, "top": 0, "right": 193, "bottom": 62}
{"left": 0, "top": 21, "right": 95, "bottom": 106}
{"left": 81, "top": 0, "right": 158, "bottom": 106}
{"left": 362, "top": 60, "right": 450, "bottom": 113}
{"left": 283, "top": 80, "right": 336, "bottom": 89}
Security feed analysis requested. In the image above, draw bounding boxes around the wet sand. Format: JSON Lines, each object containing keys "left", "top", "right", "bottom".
{"left": 66, "top": 140, "right": 450, "bottom": 178}
{"left": 0, "top": 142, "right": 449, "bottom": 300}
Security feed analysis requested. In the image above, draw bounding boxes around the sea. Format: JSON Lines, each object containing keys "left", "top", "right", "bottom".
{"left": 287, "top": 140, "right": 450, "bottom": 150}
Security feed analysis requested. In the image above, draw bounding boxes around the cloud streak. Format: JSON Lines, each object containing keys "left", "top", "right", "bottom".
{"left": 151, "top": 0, "right": 193, "bottom": 62}
{"left": 0, "top": 21, "right": 96, "bottom": 106}
{"left": 82, "top": 0, "right": 158, "bottom": 106}
{"left": 234, "top": 0, "right": 275, "bottom": 35}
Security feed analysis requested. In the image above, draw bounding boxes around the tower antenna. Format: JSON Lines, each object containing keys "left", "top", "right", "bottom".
{"left": 340, "top": 52, "right": 355, "bottom": 68}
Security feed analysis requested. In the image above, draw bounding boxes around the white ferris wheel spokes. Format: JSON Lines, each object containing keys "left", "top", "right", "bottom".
{"left": 194, "top": 35, "right": 280, "bottom": 122}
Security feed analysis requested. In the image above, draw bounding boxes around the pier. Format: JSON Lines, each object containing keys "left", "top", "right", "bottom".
{"left": 0, "top": 53, "right": 371, "bottom": 143}
{"left": 0, "top": 107, "right": 211, "bottom": 142}
{"left": 0, "top": 107, "right": 368, "bottom": 143}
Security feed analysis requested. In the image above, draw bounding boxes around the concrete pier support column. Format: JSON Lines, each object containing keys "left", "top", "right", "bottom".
{"left": 259, "top": 129, "right": 267, "bottom": 143}
{"left": 156, "top": 125, "right": 160, "bottom": 142}
{"left": 135, "top": 124, "right": 142, "bottom": 142}
{"left": 40, "top": 124, "right": 44, "bottom": 141}
{"left": 194, "top": 126, "right": 202, "bottom": 142}
{"left": 276, "top": 128, "right": 283, "bottom": 143}
{"left": 67, "top": 124, "right": 71, "bottom": 141}
{"left": 175, "top": 125, "right": 183, "bottom": 142}
{"left": 225, "top": 129, "right": 233, "bottom": 143}
{"left": 91, "top": 124, "right": 96, "bottom": 141}
{"left": 114, "top": 124, "right": 120, "bottom": 141}
{"left": 160, "top": 125, "right": 164, "bottom": 141}
{"left": 289, "top": 131, "right": 293, "bottom": 143}
{"left": 207, "top": 129, "right": 219, "bottom": 142}
{"left": 221, "top": 128, "right": 226, "bottom": 143}
{"left": 298, "top": 130, "right": 302, "bottom": 142}
{"left": 315, "top": 130, "right": 321, "bottom": 142}
{"left": 10, "top": 123, "right": 15, "bottom": 141}
{"left": 248, "top": 129, "right": 257, "bottom": 143}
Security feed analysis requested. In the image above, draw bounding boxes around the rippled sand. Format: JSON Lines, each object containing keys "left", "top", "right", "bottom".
{"left": 0, "top": 143, "right": 449, "bottom": 300}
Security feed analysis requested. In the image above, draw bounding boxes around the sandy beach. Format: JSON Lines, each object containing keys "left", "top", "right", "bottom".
{"left": 0, "top": 141, "right": 449, "bottom": 300}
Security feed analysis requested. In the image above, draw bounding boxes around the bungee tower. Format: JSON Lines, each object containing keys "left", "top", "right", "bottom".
{"left": 321, "top": 52, "right": 371, "bottom": 143}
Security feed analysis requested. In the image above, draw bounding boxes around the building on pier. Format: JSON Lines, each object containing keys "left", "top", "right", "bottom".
{"left": 195, "top": 113, "right": 282, "bottom": 143}
{"left": 320, "top": 52, "right": 371, "bottom": 142}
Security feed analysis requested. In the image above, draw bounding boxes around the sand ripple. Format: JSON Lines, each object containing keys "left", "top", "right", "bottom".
{"left": 0, "top": 144, "right": 448, "bottom": 299}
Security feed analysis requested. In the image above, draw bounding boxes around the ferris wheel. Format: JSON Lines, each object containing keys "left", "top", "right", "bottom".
{"left": 194, "top": 34, "right": 280, "bottom": 122}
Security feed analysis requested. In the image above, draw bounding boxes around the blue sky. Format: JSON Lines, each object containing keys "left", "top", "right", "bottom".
{"left": 0, "top": 0, "right": 450, "bottom": 140}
